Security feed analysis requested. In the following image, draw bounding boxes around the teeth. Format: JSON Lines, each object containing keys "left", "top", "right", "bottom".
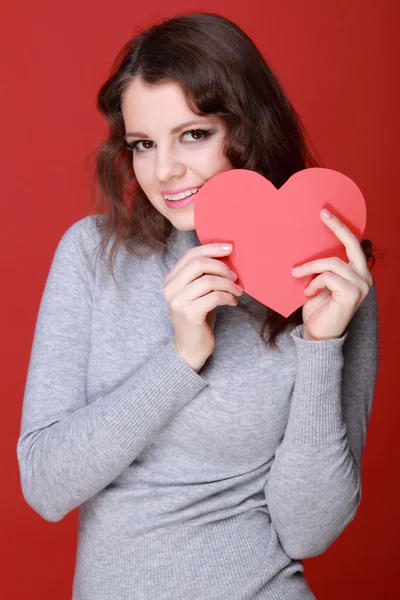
{"left": 163, "top": 188, "right": 199, "bottom": 201}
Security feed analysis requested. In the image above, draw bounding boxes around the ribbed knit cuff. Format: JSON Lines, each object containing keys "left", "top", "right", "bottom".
{"left": 285, "top": 324, "right": 348, "bottom": 446}
{"left": 98, "top": 339, "right": 208, "bottom": 452}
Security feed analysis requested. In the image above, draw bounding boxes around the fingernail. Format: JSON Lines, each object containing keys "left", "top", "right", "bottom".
{"left": 322, "top": 209, "right": 332, "bottom": 219}
{"left": 221, "top": 244, "right": 233, "bottom": 250}
{"left": 292, "top": 266, "right": 302, "bottom": 274}
{"left": 230, "top": 270, "right": 238, "bottom": 280}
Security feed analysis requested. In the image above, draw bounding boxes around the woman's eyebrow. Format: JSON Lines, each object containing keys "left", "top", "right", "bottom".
{"left": 124, "top": 119, "right": 211, "bottom": 140}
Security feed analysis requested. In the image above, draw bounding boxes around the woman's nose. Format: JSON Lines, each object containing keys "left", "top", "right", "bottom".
{"left": 154, "top": 149, "right": 185, "bottom": 182}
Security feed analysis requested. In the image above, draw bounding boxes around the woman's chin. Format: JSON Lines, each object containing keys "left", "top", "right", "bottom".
{"left": 166, "top": 210, "right": 196, "bottom": 231}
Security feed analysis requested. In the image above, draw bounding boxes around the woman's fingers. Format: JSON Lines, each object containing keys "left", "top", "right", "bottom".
{"left": 164, "top": 243, "right": 236, "bottom": 287}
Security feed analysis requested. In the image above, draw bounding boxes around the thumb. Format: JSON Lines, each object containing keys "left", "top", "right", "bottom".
{"left": 206, "top": 307, "right": 217, "bottom": 331}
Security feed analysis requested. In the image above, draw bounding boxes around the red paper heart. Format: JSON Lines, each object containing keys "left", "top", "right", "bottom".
{"left": 194, "top": 168, "right": 367, "bottom": 317}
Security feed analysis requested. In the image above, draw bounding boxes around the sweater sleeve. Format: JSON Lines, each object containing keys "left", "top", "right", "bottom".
{"left": 264, "top": 282, "right": 379, "bottom": 559}
{"left": 17, "top": 218, "right": 208, "bottom": 523}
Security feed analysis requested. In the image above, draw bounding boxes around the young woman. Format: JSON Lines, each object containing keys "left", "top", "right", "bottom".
{"left": 17, "top": 12, "right": 379, "bottom": 600}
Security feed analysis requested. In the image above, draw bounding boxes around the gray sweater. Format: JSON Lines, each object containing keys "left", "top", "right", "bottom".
{"left": 17, "top": 215, "right": 379, "bottom": 599}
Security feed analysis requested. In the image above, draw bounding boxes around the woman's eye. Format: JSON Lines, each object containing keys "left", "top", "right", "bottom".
{"left": 126, "top": 140, "right": 153, "bottom": 152}
{"left": 183, "top": 129, "right": 212, "bottom": 141}
{"left": 125, "top": 129, "right": 213, "bottom": 153}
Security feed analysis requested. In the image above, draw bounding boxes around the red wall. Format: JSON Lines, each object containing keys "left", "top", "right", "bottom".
{"left": 2, "top": 1, "right": 398, "bottom": 598}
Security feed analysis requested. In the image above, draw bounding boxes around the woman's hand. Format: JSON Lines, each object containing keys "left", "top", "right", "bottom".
{"left": 164, "top": 243, "right": 243, "bottom": 372}
{"left": 291, "top": 209, "right": 374, "bottom": 342}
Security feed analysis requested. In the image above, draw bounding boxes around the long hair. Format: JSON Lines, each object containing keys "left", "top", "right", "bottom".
{"left": 90, "top": 12, "right": 375, "bottom": 349}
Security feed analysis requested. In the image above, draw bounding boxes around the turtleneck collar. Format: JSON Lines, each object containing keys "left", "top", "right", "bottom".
{"left": 166, "top": 226, "right": 202, "bottom": 262}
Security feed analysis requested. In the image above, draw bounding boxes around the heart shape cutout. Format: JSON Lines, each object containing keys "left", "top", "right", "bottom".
{"left": 194, "top": 168, "right": 367, "bottom": 317}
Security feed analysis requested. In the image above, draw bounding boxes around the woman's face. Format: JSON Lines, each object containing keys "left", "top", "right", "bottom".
{"left": 121, "top": 78, "right": 234, "bottom": 231}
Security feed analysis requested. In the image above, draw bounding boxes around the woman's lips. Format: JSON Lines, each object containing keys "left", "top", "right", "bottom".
{"left": 164, "top": 191, "right": 198, "bottom": 209}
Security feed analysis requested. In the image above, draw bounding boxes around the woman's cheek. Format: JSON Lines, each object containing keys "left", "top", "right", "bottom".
{"left": 133, "top": 158, "right": 151, "bottom": 189}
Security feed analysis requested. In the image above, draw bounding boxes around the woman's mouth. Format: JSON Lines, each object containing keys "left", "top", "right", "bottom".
{"left": 163, "top": 188, "right": 200, "bottom": 209}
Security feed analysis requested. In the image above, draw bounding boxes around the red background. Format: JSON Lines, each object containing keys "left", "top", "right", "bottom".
{"left": 2, "top": 1, "right": 398, "bottom": 598}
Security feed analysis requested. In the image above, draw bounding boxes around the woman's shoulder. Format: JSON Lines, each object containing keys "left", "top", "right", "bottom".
{"left": 58, "top": 214, "right": 164, "bottom": 277}
{"left": 44, "top": 215, "right": 111, "bottom": 284}
{"left": 60, "top": 214, "right": 105, "bottom": 245}
{"left": 56, "top": 213, "right": 111, "bottom": 262}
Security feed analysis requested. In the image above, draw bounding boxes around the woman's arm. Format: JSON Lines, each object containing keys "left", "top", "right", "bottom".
{"left": 264, "top": 283, "right": 379, "bottom": 559}
{"left": 17, "top": 218, "right": 207, "bottom": 522}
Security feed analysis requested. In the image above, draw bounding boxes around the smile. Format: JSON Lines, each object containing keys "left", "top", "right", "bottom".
{"left": 162, "top": 188, "right": 199, "bottom": 201}
{"left": 163, "top": 189, "right": 199, "bottom": 209}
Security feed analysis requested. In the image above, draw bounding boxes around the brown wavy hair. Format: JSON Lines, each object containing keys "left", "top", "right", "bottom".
{"left": 89, "top": 12, "right": 375, "bottom": 349}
